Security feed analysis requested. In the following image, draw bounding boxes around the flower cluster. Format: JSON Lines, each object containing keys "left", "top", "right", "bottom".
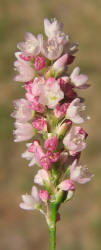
{"left": 12, "top": 18, "right": 93, "bottom": 224}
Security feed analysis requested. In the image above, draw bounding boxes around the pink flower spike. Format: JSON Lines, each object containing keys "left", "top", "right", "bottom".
{"left": 39, "top": 190, "right": 50, "bottom": 202}
{"left": 34, "top": 56, "right": 46, "bottom": 71}
{"left": 58, "top": 179, "right": 75, "bottom": 191}
{"left": 34, "top": 169, "right": 50, "bottom": 186}
{"left": 32, "top": 117, "right": 47, "bottom": 132}
{"left": 44, "top": 136, "right": 58, "bottom": 151}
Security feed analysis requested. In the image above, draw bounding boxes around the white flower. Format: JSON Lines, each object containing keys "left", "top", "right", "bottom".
{"left": 66, "top": 98, "right": 90, "bottom": 123}
{"left": 41, "top": 38, "right": 63, "bottom": 60}
{"left": 14, "top": 122, "right": 34, "bottom": 142}
{"left": 17, "top": 33, "right": 42, "bottom": 56}
{"left": 39, "top": 78, "right": 64, "bottom": 109}
{"left": 34, "top": 169, "right": 50, "bottom": 186}
{"left": 44, "top": 18, "right": 63, "bottom": 38}
{"left": 70, "top": 67, "right": 89, "bottom": 88}
{"left": 41, "top": 18, "right": 69, "bottom": 60}
{"left": 11, "top": 98, "right": 33, "bottom": 123}
{"left": 70, "top": 159, "right": 94, "bottom": 184}
{"left": 19, "top": 186, "right": 41, "bottom": 210}
{"left": 14, "top": 52, "right": 34, "bottom": 82}
{"left": 63, "top": 126, "right": 87, "bottom": 153}
{"left": 21, "top": 143, "right": 37, "bottom": 167}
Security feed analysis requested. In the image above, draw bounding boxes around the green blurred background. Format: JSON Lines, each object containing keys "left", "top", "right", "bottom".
{"left": 0, "top": 0, "right": 101, "bottom": 249}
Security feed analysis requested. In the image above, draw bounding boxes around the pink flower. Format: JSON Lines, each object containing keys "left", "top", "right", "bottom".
{"left": 44, "top": 18, "right": 63, "bottom": 39}
{"left": 44, "top": 136, "right": 58, "bottom": 151}
{"left": 63, "top": 126, "right": 87, "bottom": 153}
{"left": 14, "top": 122, "right": 34, "bottom": 142}
{"left": 34, "top": 169, "right": 50, "bottom": 186}
{"left": 19, "top": 186, "right": 41, "bottom": 210}
{"left": 21, "top": 143, "right": 37, "bottom": 167}
{"left": 17, "top": 32, "right": 42, "bottom": 57}
{"left": 40, "top": 156, "right": 52, "bottom": 170}
{"left": 58, "top": 78, "right": 77, "bottom": 100}
{"left": 39, "top": 190, "right": 50, "bottom": 202}
{"left": 70, "top": 159, "right": 94, "bottom": 184}
{"left": 46, "top": 151, "right": 60, "bottom": 163}
{"left": 32, "top": 117, "right": 47, "bottom": 132}
{"left": 28, "top": 140, "right": 45, "bottom": 164}
{"left": 58, "top": 179, "right": 75, "bottom": 191}
{"left": 70, "top": 67, "right": 89, "bottom": 88}
{"left": 52, "top": 54, "right": 68, "bottom": 75}
{"left": 14, "top": 52, "right": 34, "bottom": 82}
{"left": 25, "top": 80, "right": 33, "bottom": 93}
{"left": 34, "top": 56, "right": 46, "bottom": 71}
{"left": 11, "top": 98, "right": 33, "bottom": 123}
{"left": 54, "top": 103, "right": 69, "bottom": 118}
{"left": 39, "top": 78, "right": 64, "bottom": 109}
{"left": 29, "top": 99, "right": 45, "bottom": 113}
{"left": 41, "top": 38, "right": 63, "bottom": 60}
{"left": 66, "top": 98, "right": 90, "bottom": 124}
{"left": 44, "top": 18, "right": 69, "bottom": 46}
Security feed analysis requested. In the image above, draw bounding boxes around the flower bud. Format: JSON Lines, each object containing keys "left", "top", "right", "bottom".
{"left": 58, "top": 179, "right": 75, "bottom": 191}
{"left": 34, "top": 56, "right": 46, "bottom": 71}
{"left": 39, "top": 190, "right": 50, "bottom": 202}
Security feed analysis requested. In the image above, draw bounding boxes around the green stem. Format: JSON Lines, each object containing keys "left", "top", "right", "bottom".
{"left": 49, "top": 202, "right": 58, "bottom": 250}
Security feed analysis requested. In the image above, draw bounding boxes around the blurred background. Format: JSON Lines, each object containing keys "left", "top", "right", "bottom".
{"left": 0, "top": 0, "right": 101, "bottom": 249}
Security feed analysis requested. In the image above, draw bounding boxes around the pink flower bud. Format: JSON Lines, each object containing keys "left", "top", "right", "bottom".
{"left": 39, "top": 190, "right": 50, "bottom": 202}
{"left": 32, "top": 117, "right": 47, "bottom": 132}
{"left": 59, "top": 78, "right": 77, "bottom": 100}
{"left": 40, "top": 156, "right": 52, "bottom": 170}
{"left": 54, "top": 103, "right": 69, "bottom": 118}
{"left": 66, "top": 55, "right": 75, "bottom": 65}
{"left": 44, "top": 136, "right": 58, "bottom": 151}
{"left": 53, "top": 54, "right": 68, "bottom": 71}
{"left": 28, "top": 140, "right": 45, "bottom": 163}
{"left": 29, "top": 97, "right": 45, "bottom": 113}
{"left": 59, "top": 179, "right": 75, "bottom": 191}
{"left": 34, "top": 56, "right": 46, "bottom": 71}
{"left": 46, "top": 151, "right": 60, "bottom": 163}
